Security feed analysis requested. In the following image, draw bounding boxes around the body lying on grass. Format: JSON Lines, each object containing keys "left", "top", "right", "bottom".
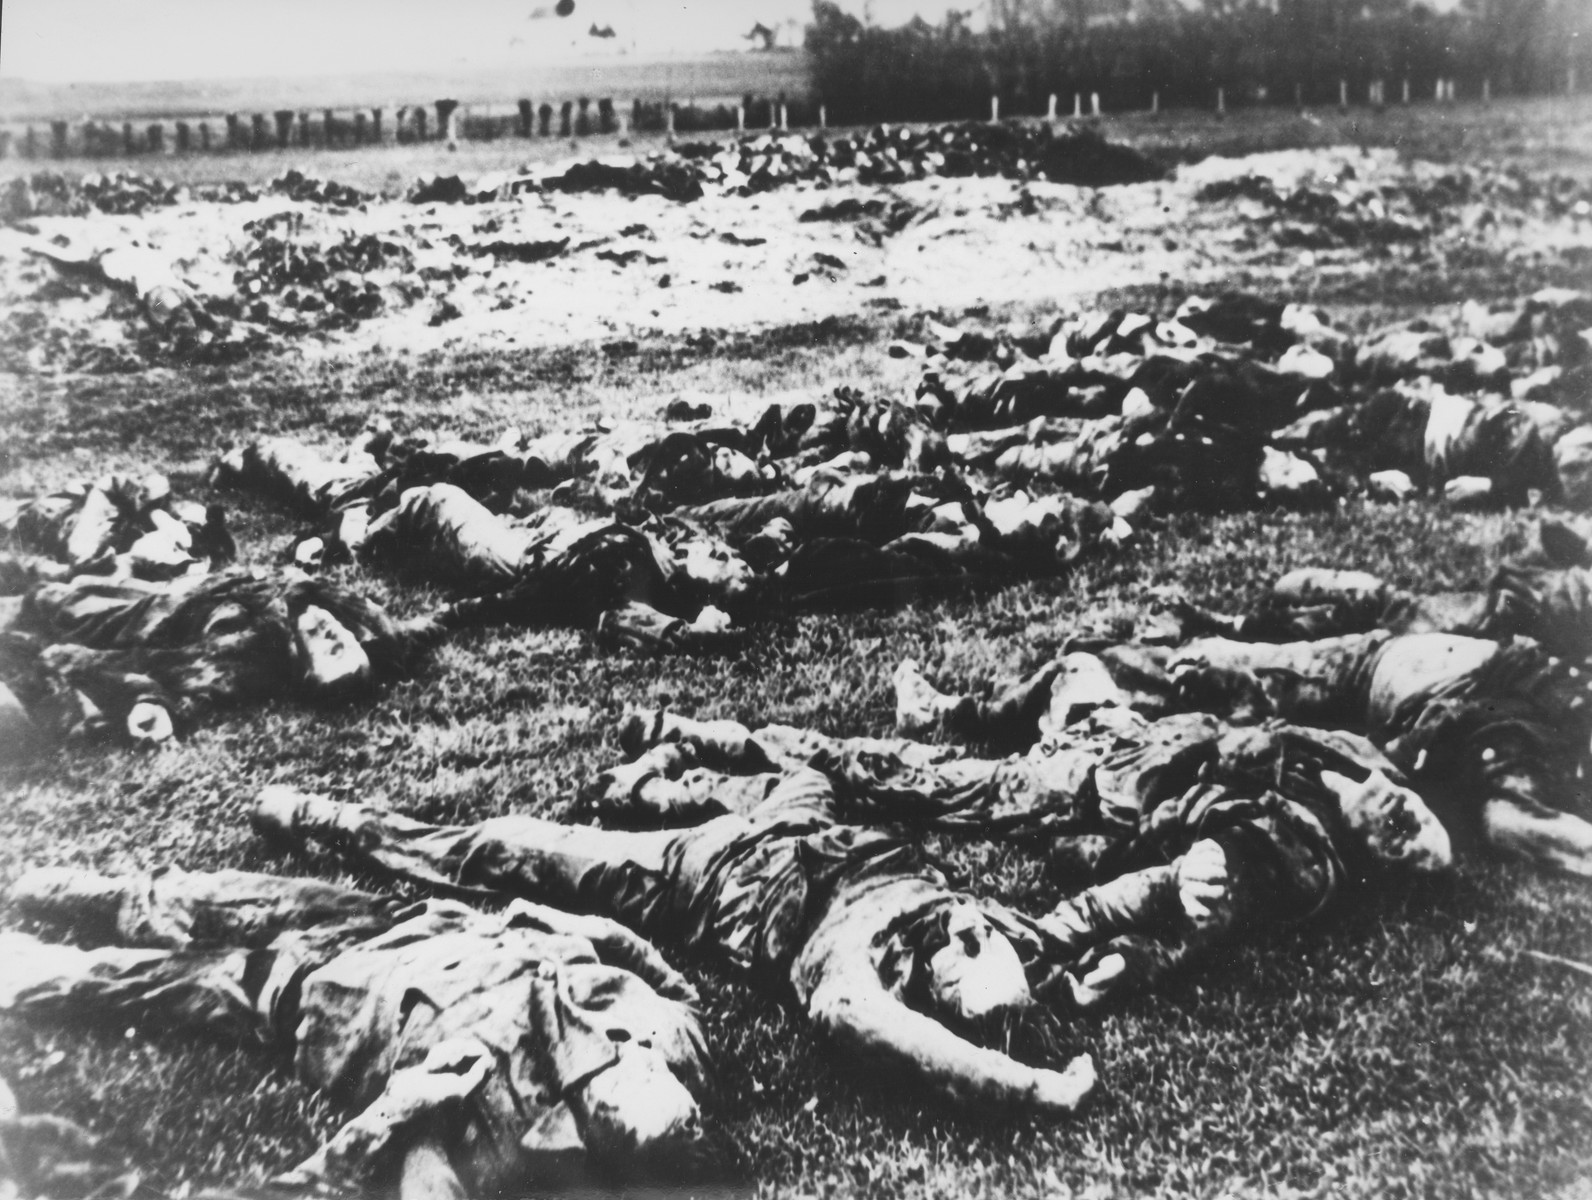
{"left": 586, "top": 703, "right": 1449, "bottom": 1008}
{"left": 896, "top": 626, "right": 1592, "bottom": 876}
{"left": 251, "top": 775, "right": 1100, "bottom": 1117}
{"left": 2, "top": 867, "right": 710, "bottom": 1196}
{"left": 0, "top": 471, "right": 439, "bottom": 754}
{"left": 1175, "top": 520, "right": 1592, "bottom": 664}
{"left": 214, "top": 418, "right": 1126, "bottom": 638}
{"left": 0, "top": 569, "right": 440, "bottom": 755}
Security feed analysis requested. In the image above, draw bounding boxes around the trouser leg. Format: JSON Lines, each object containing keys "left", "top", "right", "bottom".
{"left": 893, "top": 657, "right": 1063, "bottom": 745}
{"left": 254, "top": 788, "right": 683, "bottom": 932}
{"left": 11, "top": 865, "right": 392, "bottom": 949}
{"left": 581, "top": 743, "right": 782, "bottom": 823}
{"left": 614, "top": 707, "right": 1093, "bottom": 831}
{"left": 0, "top": 928, "right": 343, "bottom": 1041}
{"left": 363, "top": 484, "right": 529, "bottom": 590}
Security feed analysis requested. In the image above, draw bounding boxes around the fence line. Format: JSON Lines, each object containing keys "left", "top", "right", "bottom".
{"left": 0, "top": 72, "right": 1583, "bottom": 160}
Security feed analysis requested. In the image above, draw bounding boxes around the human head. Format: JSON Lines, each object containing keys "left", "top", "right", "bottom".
{"left": 924, "top": 904, "right": 1033, "bottom": 1023}
{"left": 294, "top": 605, "right": 371, "bottom": 695}
{"left": 1323, "top": 767, "right": 1452, "bottom": 874}
{"left": 574, "top": 1038, "right": 706, "bottom": 1175}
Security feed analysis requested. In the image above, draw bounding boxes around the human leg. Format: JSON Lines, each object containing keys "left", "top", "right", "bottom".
{"left": 254, "top": 788, "right": 683, "bottom": 933}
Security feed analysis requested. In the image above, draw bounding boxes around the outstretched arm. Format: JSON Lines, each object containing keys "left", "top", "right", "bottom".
{"left": 273, "top": 1039, "right": 488, "bottom": 1195}
{"left": 803, "top": 961, "right": 1094, "bottom": 1115}
{"left": 1040, "top": 841, "right": 1241, "bottom": 1008}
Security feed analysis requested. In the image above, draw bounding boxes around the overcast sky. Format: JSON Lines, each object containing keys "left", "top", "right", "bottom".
{"left": 0, "top": 0, "right": 964, "bottom": 83}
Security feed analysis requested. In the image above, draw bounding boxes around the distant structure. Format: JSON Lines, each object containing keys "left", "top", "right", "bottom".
{"left": 744, "top": 18, "right": 804, "bottom": 50}
{"left": 589, "top": 22, "right": 616, "bottom": 38}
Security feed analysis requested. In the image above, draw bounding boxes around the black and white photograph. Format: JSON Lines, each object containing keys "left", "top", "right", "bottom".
{"left": 0, "top": 0, "right": 1589, "bottom": 1195}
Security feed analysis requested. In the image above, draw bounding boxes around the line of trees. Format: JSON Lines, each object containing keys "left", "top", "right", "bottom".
{"left": 807, "top": 0, "right": 1591, "bottom": 124}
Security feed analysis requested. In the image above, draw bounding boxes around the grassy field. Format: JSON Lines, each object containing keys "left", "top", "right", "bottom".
{"left": 1, "top": 103, "right": 1591, "bottom": 1199}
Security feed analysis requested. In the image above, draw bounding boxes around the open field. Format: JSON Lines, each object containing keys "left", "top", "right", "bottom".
{"left": 3, "top": 94, "right": 1591, "bottom": 189}
{"left": 2, "top": 99, "right": 1592, "bottom": 1199}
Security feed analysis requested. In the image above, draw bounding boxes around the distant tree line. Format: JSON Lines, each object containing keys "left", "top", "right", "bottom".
{"left": 806, "top": 0, "right": 1591, "bottom": 123}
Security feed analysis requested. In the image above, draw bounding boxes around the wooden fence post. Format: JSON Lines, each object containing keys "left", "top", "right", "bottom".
{"left": 517, "top": 100, "right": 532, "bottom": 138}
{"left": 1402, "top": 78, "right": 1410, "bottom": 104}
{"left": 199, "top": 122, "right": 212, "bottom": 151}
{"left": 599, "top": 97, "right": 615, "bottom": 135}
{"left": 274, "top": 110, "right": 294, "bottom": 148}
{"left": 540, "top": 103, "right": 554, "bottom": 137}
{"left": 50, "top": 121, "right": 68, "bottom": 158}
{"left": 372, "top": 108, "right": 384, "bottom": 144}
{"left": 24, "top": 127, "right": 38, "bottom": 158}
{"left": 1482, "top": 78, "right": 1491, "bottom": 103}
{"left": 1091, "top": 91, "right": 1100, "bottom": 116}
{"left": 1047, "top": 93, "right": 1057, "bottom": 120}
{"left": 818, "top": 104, "right": 827, "bottom": 129}
{"left": 354, "top": 111, "right": 368, "bottom": 145}
{"left": 778, "top": 101, "right": 788, "bottom": 130}
{"left": 147, "top": 123, "right": 164, "bottom": 153}
{"left": 251, "top": 114, "right": 267, "bottom": 150}
{"left": 415, "top": 106, "right": 428, "bottom": 141}
{"left": 576, "top": 96, "right": 591, "bottom": 136}
{"left": 435, "top": 99, "right": 459, "bottom": 145}
{"left": 323, "top": 109, "right": 336, "bottom": 146}
{"left": 665, "top": 102, "right": 675, "bottom": 141}
{"left": 176, "top": 121, "right": 191, "bottom": 153}
{"left": 559, "top": 100, "right": 573, "bottom": 137}
{"left": 1151, "top": 90, "right": 1159, "bottom": 115}
{"left": 298, "top": 111, "right": 312, "bottom": 146}
{"left": 1217, "top": 86, "right": 1226, "bottom": 114}
{"left": 736, "top": 104, "right": 745, "bottom": 132}
{"left": 226, "top": 113, "right": 241, "bottom": 149}
{"left": 1338, "top": 79, "right": 1347, "bottom": 109}
{"left": 990, "top": 95, "right": 999, "bottom": 122}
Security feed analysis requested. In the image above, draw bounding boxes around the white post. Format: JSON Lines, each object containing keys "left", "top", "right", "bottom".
{"left": 1074, "top": 92, "right": 1082, "bottom": 118}
{"left": 1047, "top": 93, "right": 1058, "bottom": 121}
{"left": 778, "top": 102, "right": 788, "bottom": 130}
{"left": 1402, "top": 78, "right": 1410, "bottom": 104}
{"left": 666, "top": 103, "right": 675, "bottom": 140}
{"left": 1339, "top": 79, "right": 1348, "bottom": 109}
{"left": 1091, "top": 91, "right": 1100, "bottom": 116}
{"left": 1217, "top": 86, "right": 1225, "bottom": 114}
{"left": 735, "top": 105, "right": 744, "bottom": 133}
{"left": 1482, "top": 77, "right": 1491, "bottom": 103}
{"left": 990, "top": 95, "right": 999, "bottom": 122}
{"left": 1151, "top": 90, "right": 1159, "bottom": 115}
{"left": 818, "top": 104, "right": 826, "bottom": 129}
